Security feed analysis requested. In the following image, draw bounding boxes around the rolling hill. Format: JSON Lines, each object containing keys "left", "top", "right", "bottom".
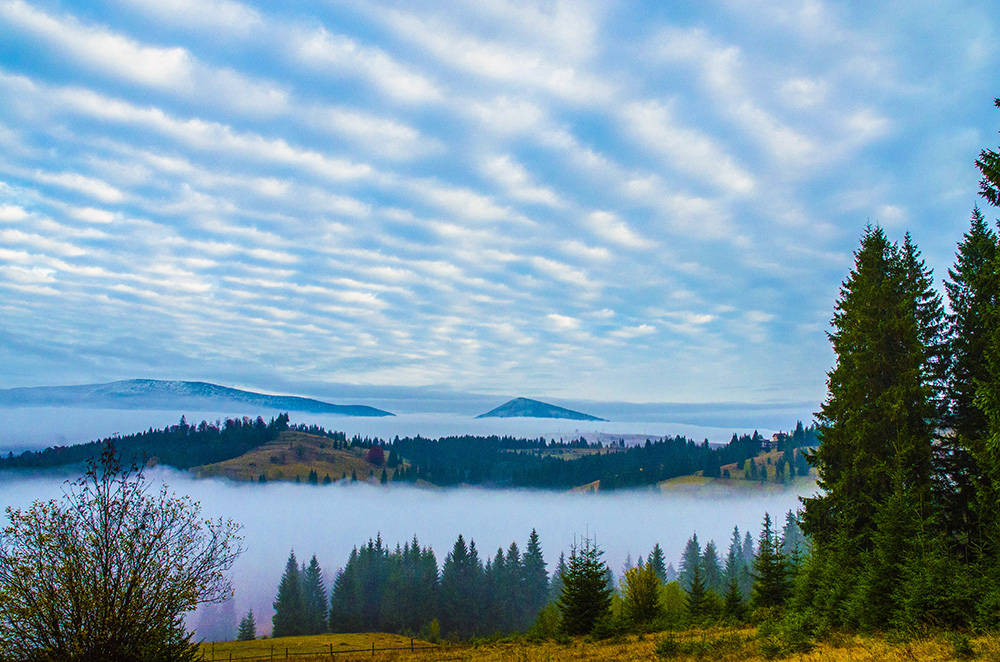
{"left": 0, "top": 379, "right": 394, "bottom": 417}
{"left": 475, "top": 397, "right": 607, "bottom": 421}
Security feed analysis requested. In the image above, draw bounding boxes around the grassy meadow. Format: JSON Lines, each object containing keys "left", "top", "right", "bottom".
{"left": 201, "top": 627, "right": 997, "bottom": 662}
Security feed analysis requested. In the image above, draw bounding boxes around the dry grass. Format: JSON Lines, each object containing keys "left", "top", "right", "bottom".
{"left": 203, "top": 628, "right": 1000, "bottom": 662}
{"left": 200, "top": 632, "right": 433, "bottom": 661}
{"left": 192, "top": 431, "right": 400, "bottom": 484}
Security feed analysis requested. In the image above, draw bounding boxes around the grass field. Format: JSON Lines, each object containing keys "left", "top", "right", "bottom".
{"left": 201, "top": 628, "right": 1000, "bottom": 662}
{"left": 193, "top": 431, "right": 401, "bottom": 483}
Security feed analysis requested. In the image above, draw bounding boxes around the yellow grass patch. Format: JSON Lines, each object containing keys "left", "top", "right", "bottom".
{"left": 192, "top": 431, "right": 400, "bottom": 484}
{"left": 203, "top": 629, "right": 1000, "bottom": 662}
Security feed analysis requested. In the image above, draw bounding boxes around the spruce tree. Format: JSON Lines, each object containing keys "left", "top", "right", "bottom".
{"left": 549, "top": 552, "right": 568, "bottom": 604}
{"left": 302, "top": 555, "right": 328, "bottom": 635}
{"left": 237, "top": 609, "right": 256, "bottom": 641}
{"left": 977, "top": 98, "right": 1000, "bottom": 205}
{"left": 802, "top": 226, "right": 943, "bottom": 625}
{"left": 558, "top": 536, "right": 613, "bottom": 636}
{"left": 522, "top": 529, "right": 549, "bottom": 627}
{"left": 751, "top": 513, "right": 790, "bottom": 610}
{"left": 440, "top": 534, "right": 484, "bottom": 638}
{"left": 272, "top": 551, "right": 304, "bottom": 638}
{"left": 723, "top": 526, "right": 745, "bottom": 618}
{"left": 943, "top": 206, "right": 997, "bottom": 549}
{"left": 701, "top": 540, "right": 724, "bottom": 594}
{"left": 679, "top": 533, "right": 701, "bottom": 592}
{"left": 685, "top": 561, "right": 710, "bottom": 624}
{"left": 647, "top": 543, "right": 667, "bottom": 584}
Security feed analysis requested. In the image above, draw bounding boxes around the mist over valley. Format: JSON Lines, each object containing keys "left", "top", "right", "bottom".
{"left": 0, "top": 467, "right": 812, "bottom": 640}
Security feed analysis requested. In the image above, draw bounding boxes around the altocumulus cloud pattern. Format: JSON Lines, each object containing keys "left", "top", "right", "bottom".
{"left": 0, "top": 0, "right": 997, "bottom": 404}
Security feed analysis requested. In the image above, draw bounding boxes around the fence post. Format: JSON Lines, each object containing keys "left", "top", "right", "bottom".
{"left": 372, "top": 641, "right": 375, "bottom": 656}
{"left": 329, "top": 642, "right": 334, "bottom": 661}
{"left": 411, "top": 638, "right": 414, "bottom": 652}
{"left": 286, "top": 647, "right": 289, "bottom": 659}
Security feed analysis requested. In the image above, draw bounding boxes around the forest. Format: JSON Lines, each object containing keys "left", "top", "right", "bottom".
{"left": 238, "top": 98, "right": 1000, "bottom": 647}
{"left": 254, "top": 514, "right": 807, "bottom": 644}
{"left": 0, "top": 416, "right": 817, "bottom": 490}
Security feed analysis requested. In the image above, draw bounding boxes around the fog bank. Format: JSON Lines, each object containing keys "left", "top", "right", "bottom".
{"left": 0, "top": 407, "right": 788, "bottom": 455}
{"left": 0, "top": 470, "right": 815, "bottom": 640}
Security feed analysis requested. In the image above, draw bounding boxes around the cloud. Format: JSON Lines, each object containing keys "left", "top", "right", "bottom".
{"left": 546, "top": 313, "right": 580, "bottom": 331}
{"left": 621, "top": 100, "right": 755, "bottom": 194}
{"left": 383, "top": 9, "right": 613, "bottom": 104}
{"left": 112, "top": 0, "right": 263, "bottom": 35}
{"left": 609, "top": 324, "right": 656, "bottom": 339}
{"left": 32, "top": 171, "right": 126, "bottom": 203}
{"left": 296, "top": 28, "right": 441, "bottom": 103}
{"left": 585, "top": 211, "right": 655, "bottom": 250}
{"left": 481, "top": 155, "right": 561, "bottom": 206}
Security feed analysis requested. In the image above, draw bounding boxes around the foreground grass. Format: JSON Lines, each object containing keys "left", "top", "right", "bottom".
{"left": 202, "top": 627, "right": 1000, "bottom": 661}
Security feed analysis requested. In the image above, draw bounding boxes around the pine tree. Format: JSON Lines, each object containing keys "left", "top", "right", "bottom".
{"left": 302, "top": 555, "right": 328, "bottom": 635}
{"left": 237, "top": 609, "right": 256, "bottom": 641}
{"left": 701, "top": 540, "right": 724, "bottom": 594}
{"left": 723, "top": 526, "right": 745, "bottom": 618}
{"left": 679, "top": 534, "right": 701, "bottom": 592}
{"left": 751, "top": 513, "right": 790, "bottom": 610}
{"left": 549, "top": 552, "right": 568, "bottom": 604}
{"left": 977, "top": 98, "right": 1000, "bottom": 205}
{"left": 522, "top": 529, "right": 549, "bottom": 627}
{"left": 440, "top": 534, "right": 484, "bottom": 638}
{"left": 647, "top": 543, "right": 667, "bottom": 584}
{"left": 685, "top": 561, "right": 710, "bottom": 623}
{"left": 273, "top": 551, "right": 304, "bottom": 638}
{"left": 780, "top": 511, "right": 808, "bottom": 574}
{"left": 740, "top": 530, "right": 755, "bottom": 599}
{"left": 803, "top": 227, "right": 940, "bottom": 558}
{"left": 558, "top": 536, "right": 613, "bottom": 636}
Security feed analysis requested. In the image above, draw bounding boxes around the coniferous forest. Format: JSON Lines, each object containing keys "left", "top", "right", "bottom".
{"left": 252, "top": 98, "right": 1000, "bottom": 645}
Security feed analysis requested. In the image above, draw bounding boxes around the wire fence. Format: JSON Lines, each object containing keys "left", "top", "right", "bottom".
{"left": 203, "top": 639, "right": 440, "bottom": 661}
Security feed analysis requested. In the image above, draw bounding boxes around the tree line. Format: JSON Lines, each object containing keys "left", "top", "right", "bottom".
{"left": 0, "top": 414, "right": 290, "bottom": 470}
{"left": 2, "top": 415, "right": 817, "bottom": 491}
{"left": 251, "top": 513, "right": 807, "bottom": 642}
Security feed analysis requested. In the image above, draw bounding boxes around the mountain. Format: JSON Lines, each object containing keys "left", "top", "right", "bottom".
{"left": 475, "top": 397, "right": 607, "bottom": 421}
{"left": 0, "top": 379, "right": 394, "bottom": 417}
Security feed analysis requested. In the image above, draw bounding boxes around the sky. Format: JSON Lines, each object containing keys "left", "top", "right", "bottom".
{"left": 0, "top": 0, "right": 998, "bottom": 406}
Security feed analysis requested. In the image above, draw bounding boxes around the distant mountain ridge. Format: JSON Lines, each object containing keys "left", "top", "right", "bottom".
{"left": 476, "top": 397, "right": 607, "bottom": 421}
{"left": 0, "top": 379, "right": 395, "bottom": 417}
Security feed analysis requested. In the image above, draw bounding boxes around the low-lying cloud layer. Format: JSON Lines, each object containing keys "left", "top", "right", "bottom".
{"left": 0, "top": 469, "right": 812, "bottom": 639}
{"left": 0, "top": 0, "right": 997, "bottom": 403}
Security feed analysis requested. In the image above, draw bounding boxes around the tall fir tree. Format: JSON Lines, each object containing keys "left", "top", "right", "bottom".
{"left": 237, "top": 610, "right": 256, "bottom": 641}
{"left": 701, "top": 540, "right": 724, "bottom": 594}
{"left": 440, "top": 535, "right": 485, "bottom": 639}
{"left": 558, "top": 536, "right": 613, "bottom": 636}
{"left": 802, "top": 226, "right": 944, "bottom": 627}
{"left": 549, "top": 552, "right": 568, "bottom": 604}
{"left": 272, "top": 551, "right": 304, "bottom": 638}
{"left": 723, "top": 526, "right": 745, "bottom": 618}
{"left": 943, "top": 208, "right": 998, "bottom": 557}
{"left": 522, "top": 529, "right": 549, "bottom": 627}
{"left": 684, "top": 560, "right": 710, "bottom": 623}
{"left": 679, "top": 533, "right": 702, "bottom": 593}
{"left": 647, "top": 543, "right": 668, "bottom": 584}
{"left": 977, "top": 98, "right": 1000, "bottom": 206}
{"left": 302, "top": 555, "right": 328, "bottom": 635}
{"left": 751, "top": 513, "right": 790, "bottom": 610}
